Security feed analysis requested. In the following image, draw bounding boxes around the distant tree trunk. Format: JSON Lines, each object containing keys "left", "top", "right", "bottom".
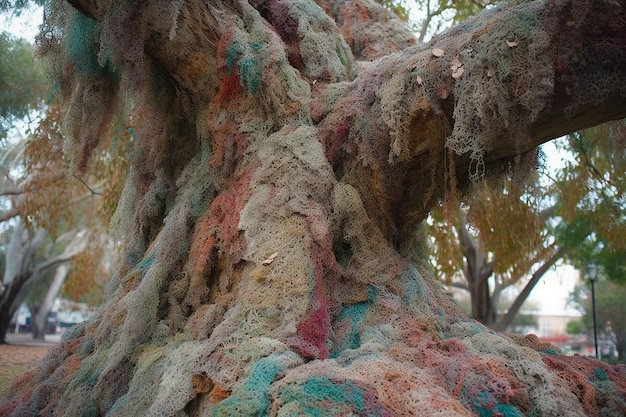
{"left": 458, "top": 208, "right": 496, "bottom": 326}
{"left": 30, "top": 264, "right": 68, "bottom": 340}
{"left": 2, "top": 0, "right": 626, "bottom": 416}
{"left": 28, "top": 303, "right": 43, "bottom": 340}
{"left": 0, "top": 221, "right": 85, "bottom": 343}
{"left": 0, "top": 221, "right": 46, "bottom": 344}
{"left": 616, "top": 330, "right": 625, "bottom": 362}
{"left": 0, "top": 284, "right": 20, "bottom": 344}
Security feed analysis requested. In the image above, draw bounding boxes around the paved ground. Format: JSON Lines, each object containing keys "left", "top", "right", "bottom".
{"left": 4, "top": 333, "right": 61, "bottom": 347}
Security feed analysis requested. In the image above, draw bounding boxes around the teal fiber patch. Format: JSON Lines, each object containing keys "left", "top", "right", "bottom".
{"left": 399, "top": 266, "right": 426, "bottom": 305}
{"left": 334, "top": 302, "right": 368, "bottom": 353}
{"left": 331, "top": 285, "right": 377, "bottom": 356}
{"left": 591, "top": 367, "right": 609, "bottom": 382}
{"left": 238, "top": 57, "right": 261, "bottom": 95}
{"left": 303, "top": 377, "right": 365, "bottom": 409}
{"left": 209, "top": 355, "right": 283, "bottom": 416}
{"left": 225, "top": 41, "right": 245, "bottom": 73}
{"left": 66, "top": 14, "right": 111, "bottom": 77}
{"left": 493, "top": 403, "right": 524, "bottom": 417}
{"left": 134, "top": 255, "right": 155, "bottom": 272}
{"left": 224, "top": 40, "right": 263, "bottom": 94}
{"left": 471, "top": 390, "right": 523, "bottom": 417}
{"left": 539, "top": 347, "right": 560, "bottom": 356}
{"left": 278, "top": 377, "right": 389, "bottom": 416}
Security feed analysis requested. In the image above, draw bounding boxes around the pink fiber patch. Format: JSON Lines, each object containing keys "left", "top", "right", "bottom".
{"left": 291, "top": 307, "right": 331, "bottom": 360}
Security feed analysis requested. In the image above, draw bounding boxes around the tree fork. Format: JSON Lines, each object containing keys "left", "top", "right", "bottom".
{"left": 2, "top": 0, "right": 626, "bottom": 415}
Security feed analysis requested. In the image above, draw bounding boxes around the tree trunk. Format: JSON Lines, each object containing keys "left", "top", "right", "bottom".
{"left": 2, "top": 0, "right": 626, "bottom": 416}
{"left": 0, "top": 289, "right": 17, "bottom": 344}
{"left": 458, "top": 208, "right": 496, "bottom": 326}
{"left": 30, "top": 265, "right": 68, "bottom": 340}
{"left": 617, "top": 330, "right": 625, "bottom": 363}
{"left": 0, "top": 223, "right": 82, "bottom": 343}
{"left": 0, "top": 276, "right": 33, "bottom": 344}
{"left": 28, "top": 303, "right": 45, "bottom": 340}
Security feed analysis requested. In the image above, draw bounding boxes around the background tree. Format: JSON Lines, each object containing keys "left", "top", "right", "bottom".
{"left": 566, "top": 318, "right": 585, "bottom": 336}
{"left": 429, "top": 169, "right": 561, "bottom": 330}
{"left": 430, "top": 119, "right": 626, "bottom": 332}
{"left": 0, "top": 98, "right": 126, "bottom": 342}
{"left": 0, "top": 31, "right": 47, "bottom": 141}
{"left": 553, "top": 121, "right": 626, "bottom": 276}
{"left": 25, "top": 263, "right": 68, "bottom": 338}
{"left": 0, "top": 219, "right": 86, "bottom": 342}
{"left": 569, "top": 279, "right": 626, "bottom": 362}
{"left": 412, "top": 0, "right": 499, "bottom": 42}
{"left": 1, "top": 0, "right": 626, "bottom": 415}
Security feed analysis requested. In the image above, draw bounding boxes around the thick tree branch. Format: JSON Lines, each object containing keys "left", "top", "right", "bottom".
{"left": 448, "top": 281, "right": 469, "bottom": 292}
{"left": 0, "top": 208, "right": 18, "bottom": 223}
{"left": 33, "top": 231, "right": 88, "bottom": 276}
{"left": 493, "top": 246, "right": 566, "bottom": 332}
{"left": 0, "top": 184, "right": 25, "bottom": 196}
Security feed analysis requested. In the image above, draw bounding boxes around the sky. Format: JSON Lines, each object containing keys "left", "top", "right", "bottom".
{"left": 526, "top": 264, "right": 581, "bottom": 317}
{"left": 1, "top": 6, "right": 41, "bottom": 40}
{"left": 3, "top": 6, "right": 583, "bottom": 318}
{"left": 531, "top": 141, "right": 582, "bottom": 316}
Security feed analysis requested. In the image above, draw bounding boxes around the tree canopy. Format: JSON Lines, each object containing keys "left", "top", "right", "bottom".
{"left": 0, "top": 31, "right": 47, "bottom": 140}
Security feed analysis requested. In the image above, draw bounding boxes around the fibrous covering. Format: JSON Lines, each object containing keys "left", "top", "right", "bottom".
{"left": 2, "top": 0, "right": 626, "bottom": 415}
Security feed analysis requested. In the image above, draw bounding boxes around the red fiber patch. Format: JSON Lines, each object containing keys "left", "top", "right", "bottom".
{"left": 541, "top": 355, "right": 599, "bottom": 415}
{"left": 322, "top": 116, "right": 351, "bottom": 165}
{"left": 290, "top": 234, "right": 341, "bottom": 360}
{"left": 217, "top": 73, "right": 242, "bottom": 102}
{"left": 188, "top": 166, "right": 255, "bottom": 276}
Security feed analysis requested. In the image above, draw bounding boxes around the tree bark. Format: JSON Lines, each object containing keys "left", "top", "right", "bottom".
{"left": 2, "top": 0, "right": 626, "bottom": 415}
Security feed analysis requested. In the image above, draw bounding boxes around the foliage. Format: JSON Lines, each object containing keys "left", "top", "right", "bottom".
{"left": 0, "top": 31, "right": 47, "bottom": 140}
{"left": 17, "top": 100, "right": 129, "bottom": 297}
{"left": 569, "top": 279, "right": 626, "bottom": 361}
{"left": 0, "top": 0, "right": 44, "bottom": 13}
{"left": 411, "top": 0, "right": 498, "bottom": 42}
{"left": 553, "top": 121, "right": 626, "bottom": 282}
{"left": 566, "top": 319, "right": 584, "bottom": 336}
{"left": 0, "top": 77, "right": 129, "bottom": 342}
{"left": 0, "top": 8, "right": 125, "bottom": 342}
{"left": 430, "top": 117, "right": 626, "bottom": 329}
{"left": 377, "top": 0, "right": 411, "bottom": 21}
{"left": 431, "top": 170, "right": 549, "bottom": 280}
{"left": 20, "top": 102, "right": 130, "bottom": 230}
{"left": 429, "top": 166, "right": 557, "bottom": 329}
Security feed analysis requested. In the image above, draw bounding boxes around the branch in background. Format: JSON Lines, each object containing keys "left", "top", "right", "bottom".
{"left": 33, "top": 230, "right": 89, "bottom": 276}
{"left": 0, "top": 208, "right": 18, "bottom": 223}
{"left": 493, "top": 246, "right": 566, "bottom": 332}
{"left": 0, "top": 184, "right": 25, "bottom": 196}
{"left": 73, "top": 175, "right": 102, "bottom": 196}
{"left": 448, "top": 281, "right": 469, "bottom": 291}
{"left": 574, "top": 135, "right": 619, "bottom": 189}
